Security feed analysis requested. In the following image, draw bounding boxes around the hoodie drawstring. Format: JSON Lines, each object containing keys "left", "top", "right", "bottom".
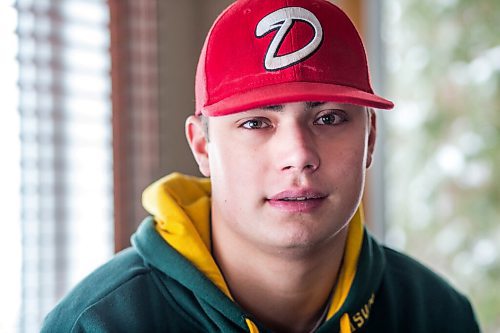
{"left": 340, "top": 313, "right": 352, "bottom": 333}
{"left": 246, "top": 318, "right": 260, "bottom": 333}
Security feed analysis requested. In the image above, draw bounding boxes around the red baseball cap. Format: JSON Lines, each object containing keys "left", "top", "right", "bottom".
{"left": 195, "top": 0, "right": 394, "bottom": 116}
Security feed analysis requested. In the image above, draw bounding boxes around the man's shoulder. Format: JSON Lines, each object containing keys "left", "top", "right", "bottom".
{"left": 63, "top": 247, "right": 153, "bottom": 304}
{"left": 381, "top": 245, "right": 461, "bottom": 295}
{"left": 41, "top": 248, "right": 164, "bottom": 332}
{"left": 374, "top": 245, "right": 480, "bottom": 332}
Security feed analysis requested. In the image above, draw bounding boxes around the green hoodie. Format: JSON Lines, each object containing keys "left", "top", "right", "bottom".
{"left": 41, "top": 173, "right": 480, "bottom": 332}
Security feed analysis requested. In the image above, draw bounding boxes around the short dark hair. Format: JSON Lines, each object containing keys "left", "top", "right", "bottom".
{"left": 200, "top": 115, "right": 209, "bottom": 141}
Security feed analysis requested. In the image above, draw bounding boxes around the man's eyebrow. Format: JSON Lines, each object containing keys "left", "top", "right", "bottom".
{"left": 305, "top": 101, "right": 326, "bottom": 110}
{"left": 258, "top": 102, "right": 326, "bottom": 112}
{"left": 260, "top": 104, "right": 284, "bottom": 111}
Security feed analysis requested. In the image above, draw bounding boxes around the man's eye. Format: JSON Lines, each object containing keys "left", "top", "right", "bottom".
{"left": 314, "top": 111, "right": 347, "bottom": 125}
{"left": 240, "top": 119, "right": 270, "bottom": 129}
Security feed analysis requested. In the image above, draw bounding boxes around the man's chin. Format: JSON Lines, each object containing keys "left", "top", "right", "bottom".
{"left": 254, "top": 224, "right": 346, "bottom": 258}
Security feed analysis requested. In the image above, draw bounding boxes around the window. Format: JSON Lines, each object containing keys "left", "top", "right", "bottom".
{"left": 384, "top": 0, "right": 500, "bottom": 331}
{"left": 14, "top": 0, "right": 113, "bottom": 331}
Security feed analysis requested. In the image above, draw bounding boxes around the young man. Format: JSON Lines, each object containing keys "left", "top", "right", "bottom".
{"left": 42, "top": 0, "right": 480, "bottom": 332}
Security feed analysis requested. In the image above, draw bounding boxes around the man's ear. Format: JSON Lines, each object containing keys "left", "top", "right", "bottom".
{"left": 366, "top": 108, "right": 377, "bottom": 169}
{"left": 185, "top": 115, "right": 210, "bottom": 177}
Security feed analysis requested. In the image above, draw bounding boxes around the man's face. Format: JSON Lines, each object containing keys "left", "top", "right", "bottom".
{"left": 187, "top": 101, "right": 376, "bottom": 255}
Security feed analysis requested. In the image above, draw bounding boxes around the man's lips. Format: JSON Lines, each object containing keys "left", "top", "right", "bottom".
{"left": 268, "top": 189, "right": 328, "bottom": 201}
{"left": 266, "top": 189, "right": 328, "bottom": 212}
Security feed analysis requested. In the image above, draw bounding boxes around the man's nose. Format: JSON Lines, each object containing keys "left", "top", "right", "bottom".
{"left": 275, "top": 122, "right": 320, "bottom": 173}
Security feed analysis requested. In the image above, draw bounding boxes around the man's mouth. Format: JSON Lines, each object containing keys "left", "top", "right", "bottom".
{"left": 267, "top": 190, "right": 327, "bottom": 212}
{"left": 269, "top": 189, "right": 327, "bottom": 200}
{"left": 279, "top": 196, "right": 323, "bottom": 201}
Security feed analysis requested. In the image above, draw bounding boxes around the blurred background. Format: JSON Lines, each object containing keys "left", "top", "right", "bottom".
{"left": 0, "top": 0, "right": 498, "bottom": 332}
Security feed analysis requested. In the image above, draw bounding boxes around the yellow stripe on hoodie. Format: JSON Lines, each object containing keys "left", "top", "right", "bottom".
{"left": 142, "top": 173, "right": 364, "bottom": 333}
{"left": 327, "top": 206, "right": 365, "bottom": 320}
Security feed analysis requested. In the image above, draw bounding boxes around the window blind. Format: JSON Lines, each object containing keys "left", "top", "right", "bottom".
{"left": 16, "top": 0, "right": 113, "bottom": 331}
{"left": 0, "top": 1, "right": 22, "bottom": 332}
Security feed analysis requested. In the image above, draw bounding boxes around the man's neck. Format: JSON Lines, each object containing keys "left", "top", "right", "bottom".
{"left": 212, "top": 225, "right": 349, "bottom": 333}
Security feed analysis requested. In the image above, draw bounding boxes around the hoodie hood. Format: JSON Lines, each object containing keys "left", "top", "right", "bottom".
{"left": 137, "top": 173, "right": 386, "bottom": 332}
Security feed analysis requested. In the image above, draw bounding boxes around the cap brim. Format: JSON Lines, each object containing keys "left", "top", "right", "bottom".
{"left": 201, "top": 82, "right": 394, "bottom": 116}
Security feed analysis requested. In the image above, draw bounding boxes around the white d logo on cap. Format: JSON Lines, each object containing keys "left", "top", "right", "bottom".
{"left": 256, "top": 7, "right": 323, "bottom": 71}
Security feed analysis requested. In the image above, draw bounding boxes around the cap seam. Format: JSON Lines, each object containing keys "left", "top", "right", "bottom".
{"left": 286, "top": 0, "right": 300, "bottom": 80}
